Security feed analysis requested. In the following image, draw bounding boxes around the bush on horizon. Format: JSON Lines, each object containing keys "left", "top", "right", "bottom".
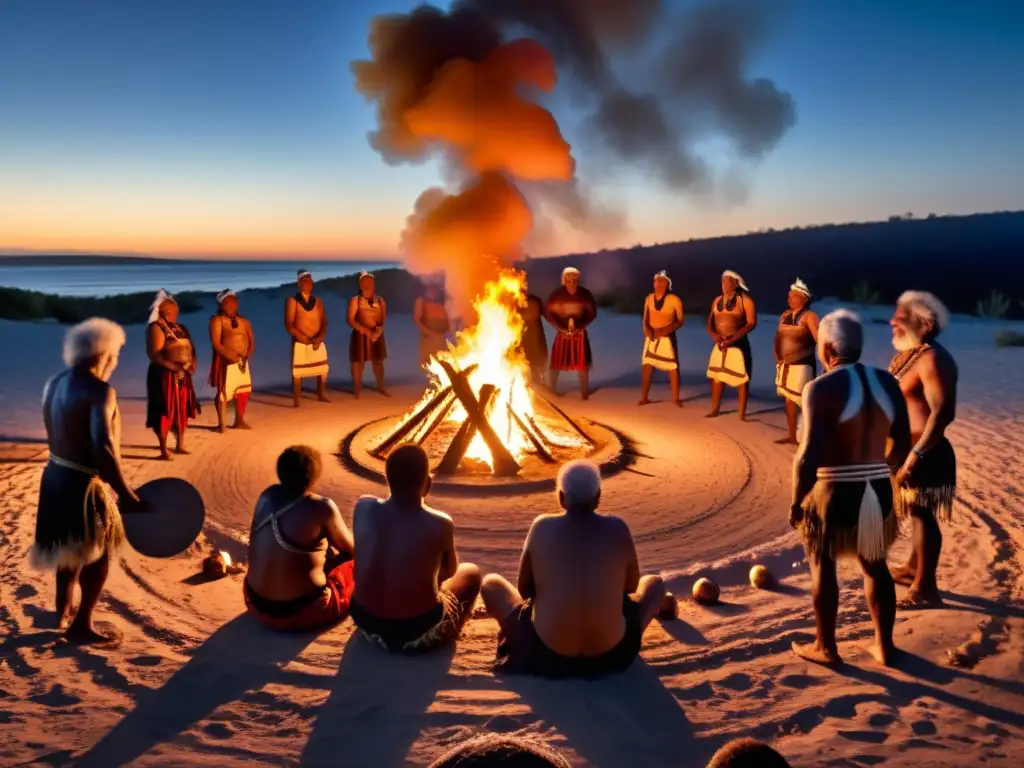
{"left": 995, "top": 330, "right": 1024, "bottom": 348}
{"left": 976, "top": 290, "right": 1011, "bottom": 319}
{"left": 850, "top": 281, "right": 882, "bottom": 305}
{"left": 0, "top": 286, "right": 202, "bottom": 325}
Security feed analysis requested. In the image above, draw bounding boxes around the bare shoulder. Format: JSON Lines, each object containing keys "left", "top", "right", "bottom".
{"left": 353, "top": 494, "right": 383, "bottom": 515}
{"left": 926, "top": 343, "right": 958, "bottom": 377}
{"left": 601, "top": 513, "right": 633, "bottom": 538}
{"left": 423, "top": 503, "right": 454, "bottom": 527}
{"left": 285, "top": 295, "right": 296, "bottom": 307}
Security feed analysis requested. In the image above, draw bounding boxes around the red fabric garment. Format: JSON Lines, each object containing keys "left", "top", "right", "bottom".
{"left": 244, "top": 560, "right": 356, "bottom": 632}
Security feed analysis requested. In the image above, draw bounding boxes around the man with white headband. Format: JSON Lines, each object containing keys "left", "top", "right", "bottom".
{"left": 887, "top": 290, "right": 958, "bottom": 609}
{"left": 639, "top": 270, "right": 685, "bottom": 407}
{"left": 347, "top": 270, "right": 388, "bottom": 397}
{"left": 145, "top": 290, "right": 200, "bottom": 458}
{"left": 209, "top": 289, "right": 254, "bottom": 431}
{"left": 706, "top": 270, "right": 757, "bottom": 419}
{"left": 774, "top": 278, "right": 820, "bottom": 444}
{"left": 34, "top": 318, "right": 147, "bottom": 643}
{"left": 285, "top": 269, "right": 330, "bottom": 406}
{"left": 545, "top": 266, "right": 598, "bottom": 399}
{"left": 790, "top": 309, "right": 911, "bottom": 667}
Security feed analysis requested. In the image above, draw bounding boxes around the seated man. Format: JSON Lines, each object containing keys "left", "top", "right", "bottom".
{"left": 349, "top": 444, "right": 481, "bottom": 652}
{"left": 481, "top": 460, "right": 675, "bottom": 678}
{"left": 706, "top": 739, "right": 792, "bottom": 768}
{"left": 244, "top": 446, "right": 355, "bottom": 631}
{"left": 428, "top": 734, "right": 571, "bottom": 768}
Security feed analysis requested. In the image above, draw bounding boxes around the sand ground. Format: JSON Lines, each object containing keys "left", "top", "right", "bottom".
{"left": 1, "top": 298, "right": 1022, "bottom": 767}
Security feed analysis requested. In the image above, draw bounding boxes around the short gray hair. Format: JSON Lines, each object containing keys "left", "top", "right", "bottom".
{"left": 557, "top": 459, "right": 601, "bottom": 509}
{"left": 62, "top": 318, "right": 127, "bottom": 368}
{"left": 897, "top": 290, "right": 949, "bottom": 335}
{"left": 817, "top": 309, "right": 863, "bottom": 361}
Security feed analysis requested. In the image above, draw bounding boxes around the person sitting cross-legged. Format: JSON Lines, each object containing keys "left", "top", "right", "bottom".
{"left": 481, "top": 459, "right": 675, "bottom": 678}
{"left": 349, "top": 444, "right": 481, "bottom": 652}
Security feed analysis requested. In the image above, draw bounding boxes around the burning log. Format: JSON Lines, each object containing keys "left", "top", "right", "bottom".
{"left": 508, "top": 404, "right": 555, "bottom": 464}
{"left": 436, "top": 384, "right": 498, "bottom": 475}
{"left": 535, "top": 392, "right": 596, "bottom": 446}
{"left": 414, "top": 391, "right": 457, "bottom": 446}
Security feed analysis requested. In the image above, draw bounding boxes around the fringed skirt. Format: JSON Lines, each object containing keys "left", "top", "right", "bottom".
{"left": 349, "top": 330, "right": 386, "bottom": 364}
{"left": 32, "top": 459, "right": 125, "bottom": 570}
{"left": 798, "top": 464, "right": 899, "bottom": 562}
{"left": 895, "top": 437, "right": 956, "bottom": 523}
{"left": 550, "top": 330, "right": 591, "bottom": 371}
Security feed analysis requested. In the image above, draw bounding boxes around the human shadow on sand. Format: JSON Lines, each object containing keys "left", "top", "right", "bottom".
{"left": 503, "top": 659, "right": 711, "bottom": 767}
{"left": 74, "top": 613, "right": 320, "bottom": 768}
{"left": 298, "top": 631, "right": 460, "bottom": 767}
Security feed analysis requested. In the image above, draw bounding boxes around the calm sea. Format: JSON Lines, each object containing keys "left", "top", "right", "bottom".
{"left": 0, "top": 259, "right": 400, "bottom": 298}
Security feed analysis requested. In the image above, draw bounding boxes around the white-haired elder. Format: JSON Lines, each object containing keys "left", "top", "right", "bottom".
{"left": 285, "top": 269, "right": 330, "bottom": 406}
{"left": 347, "top": 270, "right": 388, "bottom": 397}
{"left": 209, "top": 288, "right": 254, "bottom": 431}
{"left": 774, "top": 278, "right": 820, "bottom": 443}
{"left": 639, "top": 270, "right": 685, "bottom": 407}
{"left": 887, "top": 290, "right": 958, "bottom": 608}
{"left": 33, "top": 318, "right": 146, "bottom": 644}
{"left": 706, "top": 270, "right": 757, "bottom": 419}
{"left": 790, "top": 309, "right": 911, "bottom": 666}
{"left": 480, "top": 459, "right": 675, "bottom": 678}
{"left": 145, "top": 290, "right": 200, "bottom": 459}
{"left": 544, "top": 267, "right": 598, "bottom": 399}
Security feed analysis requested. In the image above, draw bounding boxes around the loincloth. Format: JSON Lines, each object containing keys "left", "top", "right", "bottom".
{"left": 292, "top": 340, "right": 330, "bottom": 378}
{"left": 896, "top": 437, "right": 956, "bottom": 523}
{"left": 31, "top": 456, "right": 125, "bottom": 570}
{"left": 349, "top": 330, "right": 386, "bottom": 364}
{"left": 775, "top": 361, "right": 815, "bottom": 405}
{"left": 494, "top": 596, "right": 643, "bottom": 679}
{"left": 349, "top": 590, "right": 463, "bottom": 653}
{"left": 707, "top": 338, "right": 752, "bottom": 387}
{"left": 642, "top": 333, "right": 679, "bottom": 372}
{"left": 550, "top": 330, "right": 591, "bottom": 371}
{"left": 146, "top": 362, "right": 199, "bottom": 429}
{"left": 209, "top": 355, "right": 252, "bottom": 400}
{"left": 244, "top": 560, "right": 355, "bottom": 632}
{"left": 798, "top": 463, "right": 899, "bottom": 562}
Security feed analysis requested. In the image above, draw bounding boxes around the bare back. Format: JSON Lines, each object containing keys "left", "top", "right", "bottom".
{"left": 525, "top": 512, "right": 637, "bottom": 657}
{"left": 351, "top": 496, "right": 454, "bottom": 619}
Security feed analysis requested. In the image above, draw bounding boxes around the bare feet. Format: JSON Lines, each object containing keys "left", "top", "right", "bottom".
{"left": 378, "top": 388, "right": 390, "bottom": 397}
{"left": 293, "top": 400, "right": 301, "bottom": 408}
{"left": 705, "top": 410, "right": 720, "bottom": 419}
{"left": 216, "top": 424, "right": 227, "bottom": 433}
{"left": 792, "top": 640, "right": 842, "bottom": 667}
{"left": 63, "top": 622, "right": 122, "bottom": 647}
{"left": 638, "top": 398, "right": 650, "bottom": 406}
{"left": 581, "top": 394, "right": 589, "bottom": 401}
{"left": 658, "top": 592, "right": 678, "bottom": 621}
{"left": 56, "top": 608, "right": 74, "bottom": 631}
{"left": 675, "top": 400, "right": 683, "bottom": 408}
{"left": 316, "top": 394, "right": 331, "bottom": 403}
{"left": 158, "top": 451, "right": 173, "bottom": 461}
{"left": 866, "top": 642, "right": 899, "bottom": 667}
{"left": 898, "top": 589, "right": 944, "bottom": 610}
{"left": 775, "top": 436, "right": 798, "bottom": 445}
{"left": 889, "top": 563, "right": 916, "bottom": 586}
{"left": 232, "top": 421, "right": 252, "bottom": 430}
{"left": 174, "top": 447, "right": 190, "bottom": 455}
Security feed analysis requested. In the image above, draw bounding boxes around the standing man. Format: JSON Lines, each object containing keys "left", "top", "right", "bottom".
{"left": 347, "top": 271, "right": 388, "bottom": 397}
{"left": 285, "top": 269, "right": 329, "bottom": 407}
{"left": 33, "top": 318, "right": 146, "bottom": 644}
{"left": 790, "top": 310, "right": 911, "bottom": 666}
{"left": 706, "top": 270, "right": 757, "bottom": 420}
{"left": 639, "top": 270, "right": 685, "bottom": 407}
{"left": 545, "top": 267, "right": 597, "bottom": 400}
{"left": 145, "top": 290, "right": 200, "bottom": 459}
{"left": 413, "top": 276, "right": 450, "bottom": 368}
{"left": 518, "top": 276, "right": 548, "bottom": 387}
{"left": 887, "top": 291, "right": 958, "bottom": 608}
{"left": 209, "top": 289, "right": 254, "bottom": 431}
{"left": 774, "top": 278, "right": 819, "bottom": 444}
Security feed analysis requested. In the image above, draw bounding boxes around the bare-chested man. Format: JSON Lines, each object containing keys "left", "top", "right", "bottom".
{"left": 145, "top": 290, "right": 200, "bottom": 458}
{"left": 209, "top": 289, "right": 254, "bottom": 431}
{"left": 706, "top": 270, "right": 757, "bottom": 420}
{"left": 887, "top": 291, "right": 958, "bottom": 608}
{"left": 349, "top": 444, "right": 480, "bottom": 652}
{"left": 348, "top": 271, "right": 388, "bottom": 397}
{"left": 481, "top": 460, "right": 675, "bottom": 678}
{"left": 790, "top": 310, "right": 911, "bottom": 666}
{"left": 414, "top": 276, "right": 450, "bottom": 368}
{"left": 244, "top": 446, "right": 356, "bottom": 631}
{"left": 285, "top": 270, "right": 330, "bottom": 406}
{"left": 639, "top": 270, "right": 685, "bottom": 407}
{"left": 34, "top": 319, "right": 147, "bottom": 644}
{"left": 774, "top": 279, "right": 819, "bottom": 444}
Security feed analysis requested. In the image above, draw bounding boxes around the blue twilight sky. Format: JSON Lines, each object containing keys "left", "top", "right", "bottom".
{"left": 1, "top": 0, "right": 1022, "bottom": 259}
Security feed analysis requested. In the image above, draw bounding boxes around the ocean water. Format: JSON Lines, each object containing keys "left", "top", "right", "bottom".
{"left": 0, "top": 259, "right": 400, "bottom": 298}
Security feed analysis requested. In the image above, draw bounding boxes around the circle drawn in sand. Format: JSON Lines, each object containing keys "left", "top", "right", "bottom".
{"left": 337, "top": 414, "right": 641, "bottom": 497}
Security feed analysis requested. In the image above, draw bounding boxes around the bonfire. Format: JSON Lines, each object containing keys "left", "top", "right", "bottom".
{"left": 370, "top": 270, "right": 594, "bottom": 477}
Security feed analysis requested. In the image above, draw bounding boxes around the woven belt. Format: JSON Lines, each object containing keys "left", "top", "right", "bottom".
{"left": 816, "top": 463, "right": 890, "bottom": 482}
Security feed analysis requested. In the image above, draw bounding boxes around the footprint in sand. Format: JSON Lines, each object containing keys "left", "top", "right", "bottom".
{"left": 911, "top": 720, "right": 938, "bottom": 736}
{"left": 28, "top": 684, "right": 82, "bottom": 708}
{"left": 203, "top": 723, "right": 234, "bottom": 739}
{"left": 14, "top": 584, "right": 38, "bottom": 599}
{"left": 127, "top": 655, "right": 164, "bottom": 667}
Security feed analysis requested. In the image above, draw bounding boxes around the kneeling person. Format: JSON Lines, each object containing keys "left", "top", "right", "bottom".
{"left": 244, "top": 446, "right": 355, "bottom": 631}
{"left": 350, "top": 444, "right": 480, "bottom": 652}
{"left": 481, "top": 460, "right": 673, "bottom": 678}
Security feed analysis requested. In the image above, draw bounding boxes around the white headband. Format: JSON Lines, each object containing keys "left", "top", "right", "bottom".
{"left": 148, "top": 289, "right": 174, "bottom": 325}
{"left": 359, "top": 271, "right": 374, "bottom": 280}
{"left": 297, "top": 270, "right": 312, "bottom": 282}
{"left": 562, "top": 267, "right": 580, "bottom": 282}
{"left": 654, "top": 270, "right": 672, "bottom": 290}
{"left": 723, "top": 270, "right": 749, "bottom": 293}
{"left": 790, "top": 278, "right": 811, "bottom": 299}
{"left": 216, "top": 289, "right": 235, "bottom": 304}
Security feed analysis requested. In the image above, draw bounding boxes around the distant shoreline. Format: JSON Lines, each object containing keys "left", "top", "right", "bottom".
{"left": 0, "top": 254, "right": 397, "bottom": 267}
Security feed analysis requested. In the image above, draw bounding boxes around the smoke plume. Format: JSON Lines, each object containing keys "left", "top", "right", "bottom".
{"left": 352, "top": 0, "right": 795, "bottom": 303}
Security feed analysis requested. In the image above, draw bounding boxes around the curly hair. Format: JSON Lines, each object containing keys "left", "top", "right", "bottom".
{"left": 276, "top": 445, "right": 323, "bottom": 494}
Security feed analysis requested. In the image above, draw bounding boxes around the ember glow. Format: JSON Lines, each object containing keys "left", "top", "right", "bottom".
{"left": 395, "top": 268, "right": 587, "bottom": 470}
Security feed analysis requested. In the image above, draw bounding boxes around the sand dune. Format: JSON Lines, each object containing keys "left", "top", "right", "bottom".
{"left": 1, "top": 301, "right": 1023, "bottom": 766}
